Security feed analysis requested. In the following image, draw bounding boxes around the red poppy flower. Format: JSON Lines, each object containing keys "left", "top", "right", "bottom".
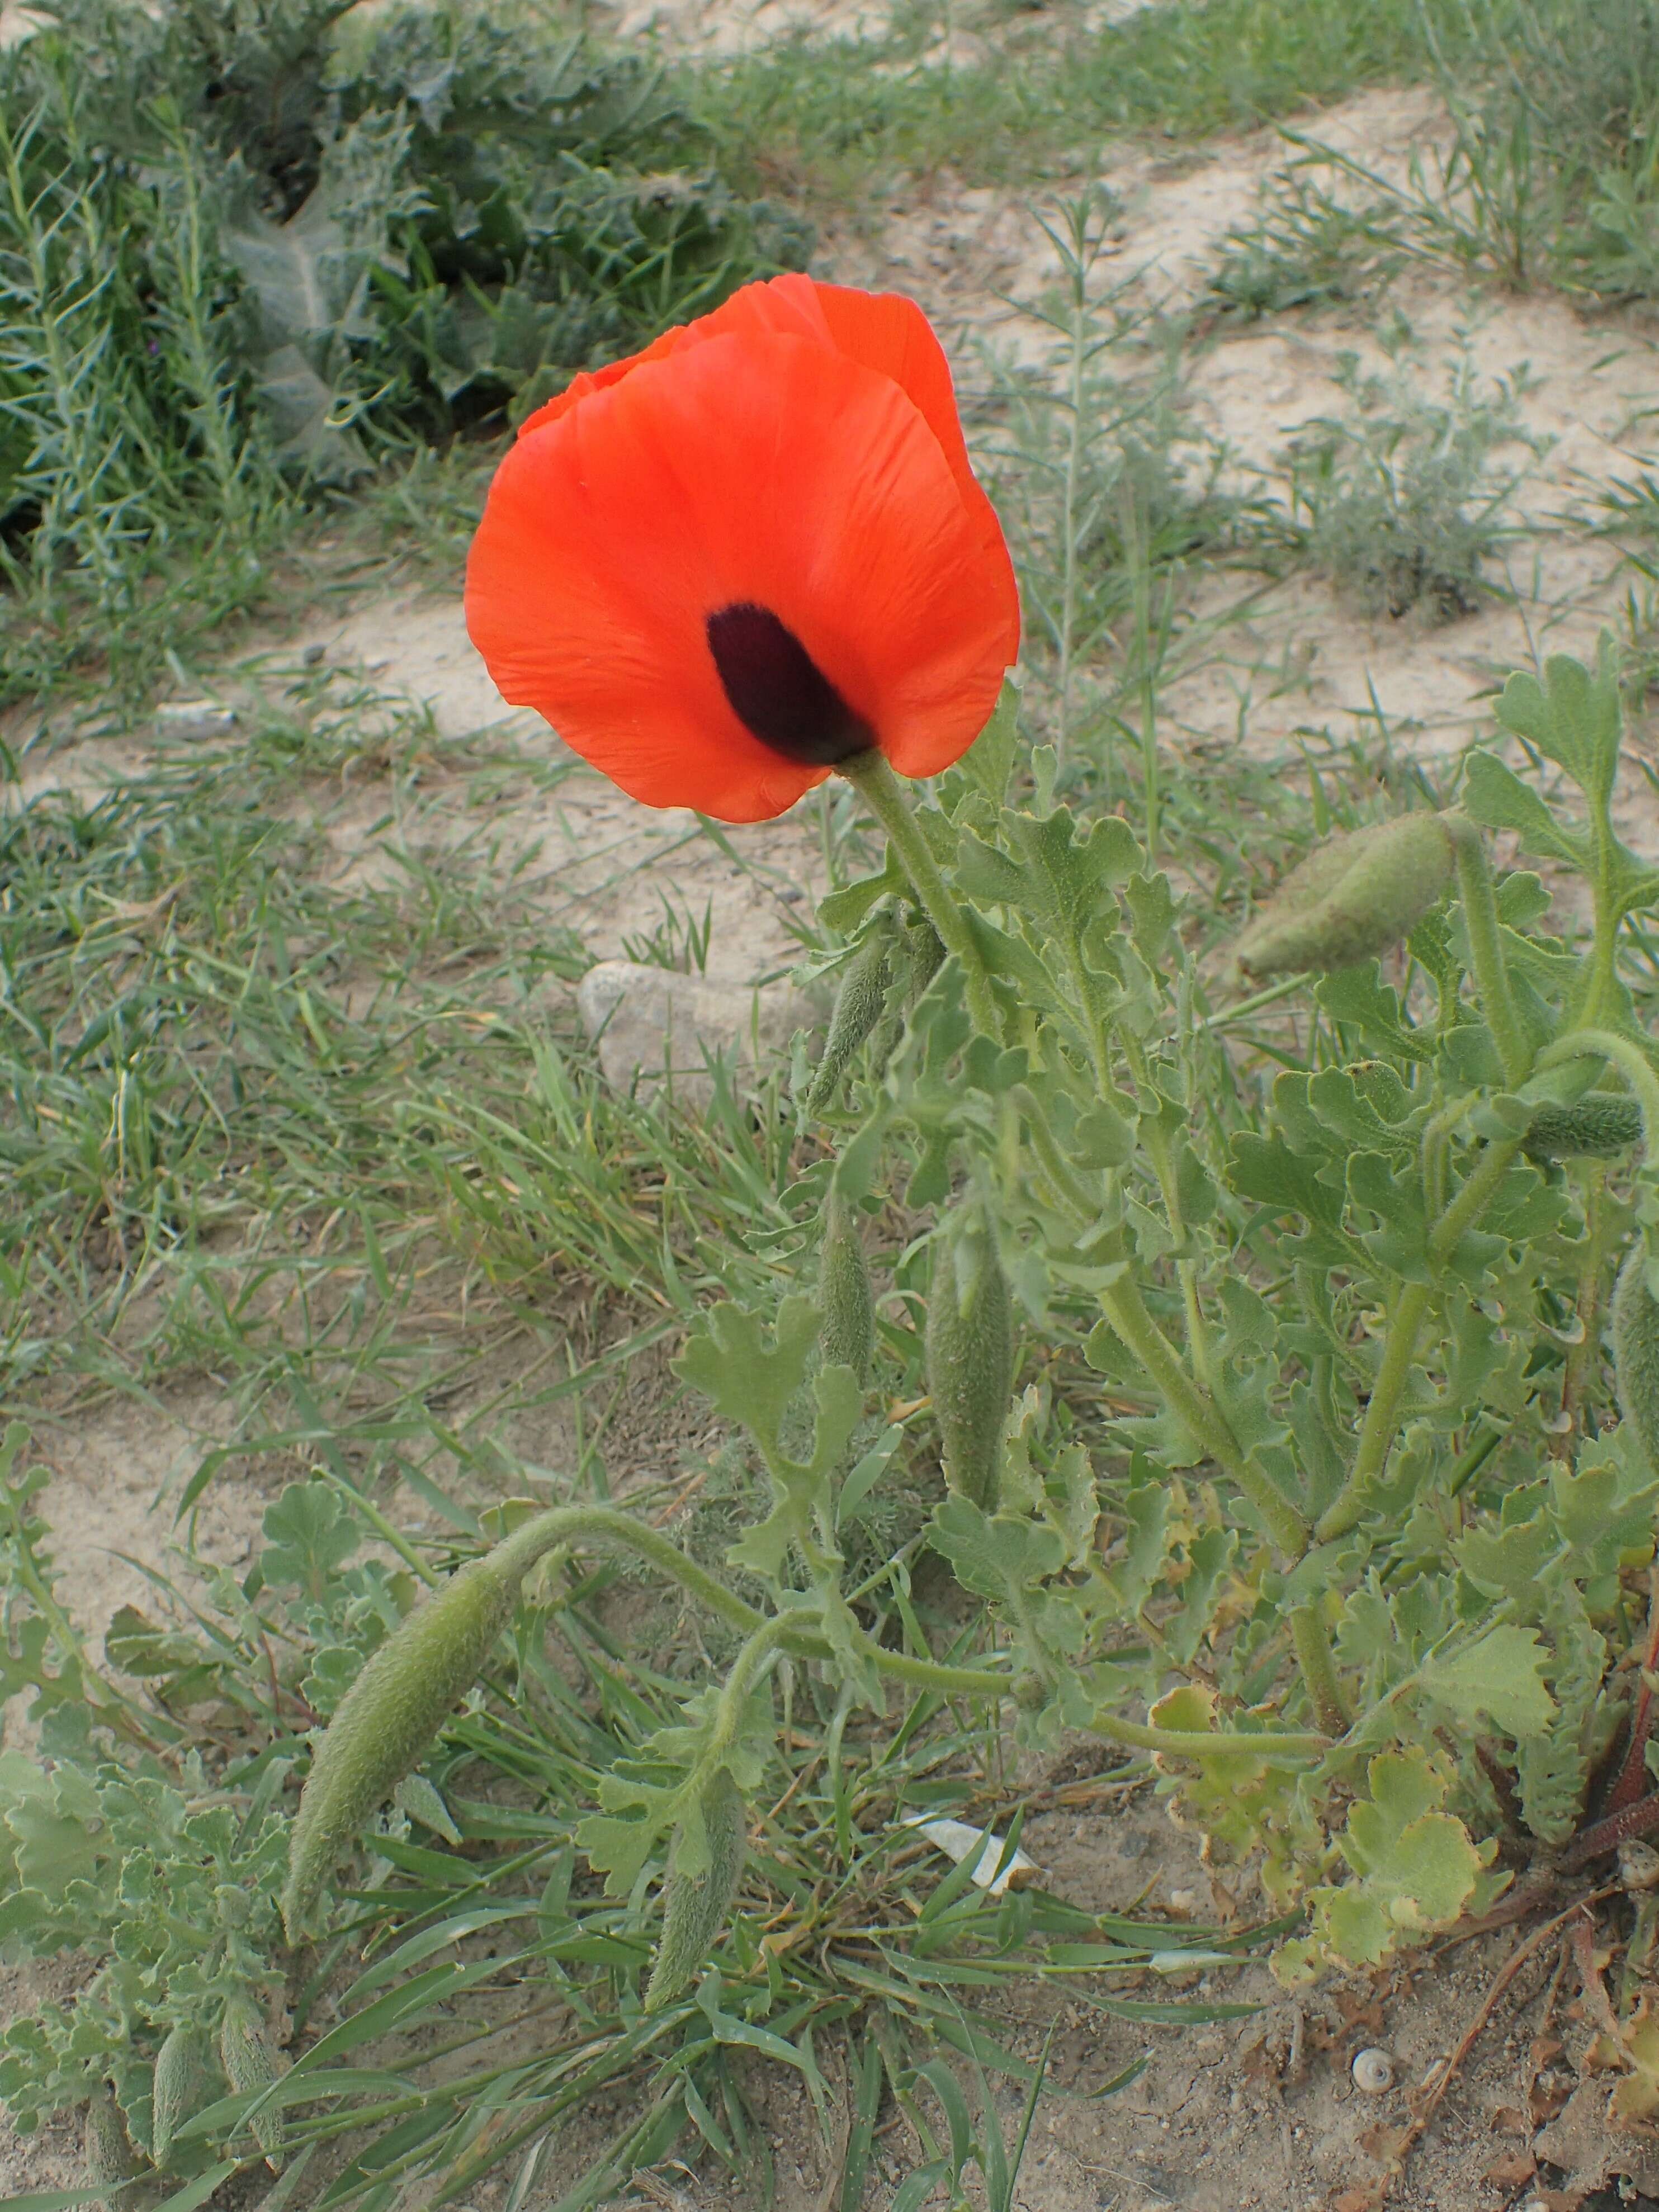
{"left": 464, "top": 274, "right": 1020, "bottom": 824}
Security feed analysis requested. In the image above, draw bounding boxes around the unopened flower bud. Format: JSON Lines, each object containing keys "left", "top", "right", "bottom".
{"left": 150, "top": 2025, "right": 204, "bottom": 2167}
{"left": 646, "top": 1768, "right": 748, "bottom": 2011}
{"left": 818, "top": 1193, "right": 875, "bottom": 1385}
{"left": 1523, "top": 1095, "right": 1643, "bottom": 1162}
{"left": 282, "top": 1546, "right": 526, "bottom": 1938}
{"left": 925, "top": 1209, "right": 1015, "bottom": 1513}
{"left": 806, "top": 925, "right": 894, "bottom": 1113}
{"left": 84, "top": 2088, "right": 134, "bottom": 2211}
{"left": 1234, "top": 814, "right": 1454, "bottom": 979}
{"left": 218, "top": 1995, "right": 287, "bottom": 2170}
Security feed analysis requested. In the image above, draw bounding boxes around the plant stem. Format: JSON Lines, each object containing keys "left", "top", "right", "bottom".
{"left": 1096, "top": 1272, "right": 1308, "bottom": 1556}
{"left": 1088, "top": 1711, "right": 1330, "bottom": 1760}
{"left": 1316, "top": 1282, "right": 1431, "bottom": 1545}
{"left": 1447, "top": 818, "right": 1530, "bottom": 1088}
{"left": 1288, "top": 1604, "right": 1351, "bottom": 1735}
{"left": 1316, "top": 1135, "right": 1524, "bottom": 1543}
{"left": 836, "top": 749, "right": 1001, "bottom": 1038}
{"left": 1013, "top": 1084, "right": 1104, "bottom": 1220}
{"left": 495, "top": 1504, "right": 766, "bottom": 1636}
{"left": 1559, "top": 1163, "right": 1612, "bottom": 1447}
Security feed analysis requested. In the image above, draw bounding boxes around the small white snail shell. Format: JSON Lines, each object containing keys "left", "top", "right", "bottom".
{"left": 1351, "top": 2048, "right": 1395, "bottom": 2095}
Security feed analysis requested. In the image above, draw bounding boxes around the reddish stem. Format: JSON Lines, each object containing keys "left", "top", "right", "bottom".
{"left": 1601, "top": 1566, "right": 1659, "bottom": 1821}
{"left": 1560, "top": 1787, "right": 1659, "bottom": 1872}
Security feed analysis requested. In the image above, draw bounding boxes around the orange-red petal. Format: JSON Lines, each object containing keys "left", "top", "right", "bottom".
{"left": 465, "top": 323, "right": 1018, "bottom": 820}
{"left": 516, "top": 279, "right": 1008, "bottom": 573}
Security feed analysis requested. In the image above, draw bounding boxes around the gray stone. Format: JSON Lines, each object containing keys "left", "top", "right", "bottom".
{"left": 575, "top": 960, "right": 811, "bottom": 1104}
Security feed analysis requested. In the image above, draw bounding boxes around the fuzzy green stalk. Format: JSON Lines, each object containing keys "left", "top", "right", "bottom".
{"left": 1288, "top": 1604, "right": 1351, "bottom": 1735}
{"left": 1096, "top": 1272, "right": 1308, "bottom": 1556}
{"left": 1447, "top": 818, "right": 1532, "bottom": 1090}
{"left": 837, "top": 749, "right": 1001, "bottom": 1039}
{"left": 1316, "top": 1136, "right": 1524, "bottom": 1543}
{"left": 1089, "top": 1711, "right": 1331, "bottom": 1759}
{"left": 1558, "top": 1163, "right": 1613, "bottom": 1445}
{"left": 1012, "top": 1086, "right": 1105, "bottom": 1220}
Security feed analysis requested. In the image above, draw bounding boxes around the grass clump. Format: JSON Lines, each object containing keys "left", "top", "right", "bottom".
{"left": 701, "top": 0, "right": 1506, "bottom": 203}
{"left": 0, "top": 0, "right": 807, "bottom": 700}
{"left": 1282, "top": 350, "right": 1541, "bottom": 623}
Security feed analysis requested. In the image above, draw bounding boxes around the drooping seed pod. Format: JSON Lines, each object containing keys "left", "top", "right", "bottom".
{"left": 1523, "top": 1095, "right": 1644, "bottom": 1162}
{"left": 84, "top": 2087, "right": 134, "bottom": 2212}
{"left": 1233, "top": 814, "right": 1454, "bottom": 979}
{"left": 150, "top": 2024, "right": 204, "bottom": 2167}
{"left": 282, "top": 1547, "right": 526, "bottom": 1939}
{"left": 218, "top": 1994, "right": 287, "bottom": 2171}
{"left": 806, "top": 926, "right": 894, "bottom": 1114}
{"left": 925, "top": 1210, "right": 1015, "bottom": 1513}
{"left": 645, "top": 1768, "right": 748, "bottom": 2012}
{"left": 1614, "top": 1243, "right": 1659, "bottom": 1478}
{"left": 818, "top": 1193, "right": 875, "bottom": 1385}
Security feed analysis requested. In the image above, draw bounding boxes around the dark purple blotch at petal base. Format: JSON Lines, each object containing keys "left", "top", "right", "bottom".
{"left": 706, "top": 602, "right": 873, "bottom": 767}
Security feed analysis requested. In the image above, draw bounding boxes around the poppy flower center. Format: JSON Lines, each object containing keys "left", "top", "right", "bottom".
{"left": 706, "top": 603, "right": 873, "bottom": 768}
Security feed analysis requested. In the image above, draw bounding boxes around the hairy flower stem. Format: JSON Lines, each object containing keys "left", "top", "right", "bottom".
{"left": 1316, "top": 1136, "right": 1525, "bottom": 1543}
{"left": 467, "top": 1512, "right": 1331, "bottom": 1737}
{"left": 1096, "top": 1273, "right": 1308, "bottom": 1557}
{"left": 1288, "top": 1604, "right": 1351, "bottom": 1735}
{"left": 838, "top": 749, "right": 1001, "bottom": 1039}
{"left": 1447, "top": 818, "right": 1531, "bottom": 1088}
{"left": 1558, "top": 1163, "right": 1612, "bottom": 1447}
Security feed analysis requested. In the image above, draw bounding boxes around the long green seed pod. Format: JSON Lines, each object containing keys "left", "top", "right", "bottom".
{"left": 282, "top": 1547, "right": 526, "bottom": 1939}
{"left": 150, "top": 2025, "right": 202, "bottom": 2167}
{"left": 818, "top": 1195, "right": 875, "bottom": 1385}
{"left": 1234, "top": 814, "right": 1454, "bottom": 978}
{"left": 1614, "top": 1244, "right": 1659, "bottom": 1477}
{"left": 646, "top": 1768, "right": 748, "bottom": 2012}
{"left": 84, "top": 2087, "right": 133, "bottom": 2212}
{"left": 925, "top": 1213, "right": 1015, "bottom": 1513}
{"left": 218, "top": 1995, "right": 287, "bottom": 2171}
{"left": 1523, "top": 1095, "right": 1644, "bottom": 1162}
{"left": 806, "top": 928, "right": 894, "bottom": 1113}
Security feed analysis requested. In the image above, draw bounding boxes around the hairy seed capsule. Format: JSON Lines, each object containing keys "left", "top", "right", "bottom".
{"left": 818, "top": 1195, "right": 875, "bottom": 1385}
{"left": 218, "top": 1995, "right": 287, "bottom": 2171}
{"left": 84, "top": 2087, "right": 133, "bottom": 2211}
{"left": 282, "top": 1549, "right": 524, "bottom": 1939}
{"left": 1523, "top": 1095, "right": 1644, "bottom": 1162}
{"left": 1233, "top": 814, "right": 1454, "bottom": 979}
{"left": 806, "top": 927, "right": 894, "bottom": 1113}
{"left": 646, "top": 1769, "right": 748, "bottom": 2012}
{"left": 150, "top": 2025, "right": 202, "bottom": 2167}
{"left": 900, "top": 912, "right": 946, "bottom": 1000}
{"left": 925, "top": 1214, "right": 1015, "bottom": 1514}
{"left": 1614, "top": 1243, "right": 1659, "bottom": 1479}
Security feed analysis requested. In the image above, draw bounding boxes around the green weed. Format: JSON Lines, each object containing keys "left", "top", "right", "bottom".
{"left": 700, "top": 0, "right": 1511, "bottom": 203}
{"left": 0, "top": 0, "right": 806, "bottom": 700}
{"left": 1280, "top": 348, "right": 1544, "bottom": 622}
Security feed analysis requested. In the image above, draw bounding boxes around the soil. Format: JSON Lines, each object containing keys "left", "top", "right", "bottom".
{"left": 10, "top": 20, "right": 1659, "bottom": 2212}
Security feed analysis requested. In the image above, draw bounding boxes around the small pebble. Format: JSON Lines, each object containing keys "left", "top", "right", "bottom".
{"left": 1620, "top": 1839, "right": 1659, "bottom": 1892}
{"left": 1351, "top": 2048, "right": 1395, "bottom": 2095}
{"left": 155, "top": 700, "right": 237, "bottom": 740}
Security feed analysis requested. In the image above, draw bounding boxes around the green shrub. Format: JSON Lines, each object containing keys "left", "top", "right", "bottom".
{"left": 0, "top": 0, "right": 809, "bottom": 689}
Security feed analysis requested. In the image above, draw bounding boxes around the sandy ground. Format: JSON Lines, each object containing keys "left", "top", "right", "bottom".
{"left": 10, "top": 41, "right": 1659, "bottom": 2212}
